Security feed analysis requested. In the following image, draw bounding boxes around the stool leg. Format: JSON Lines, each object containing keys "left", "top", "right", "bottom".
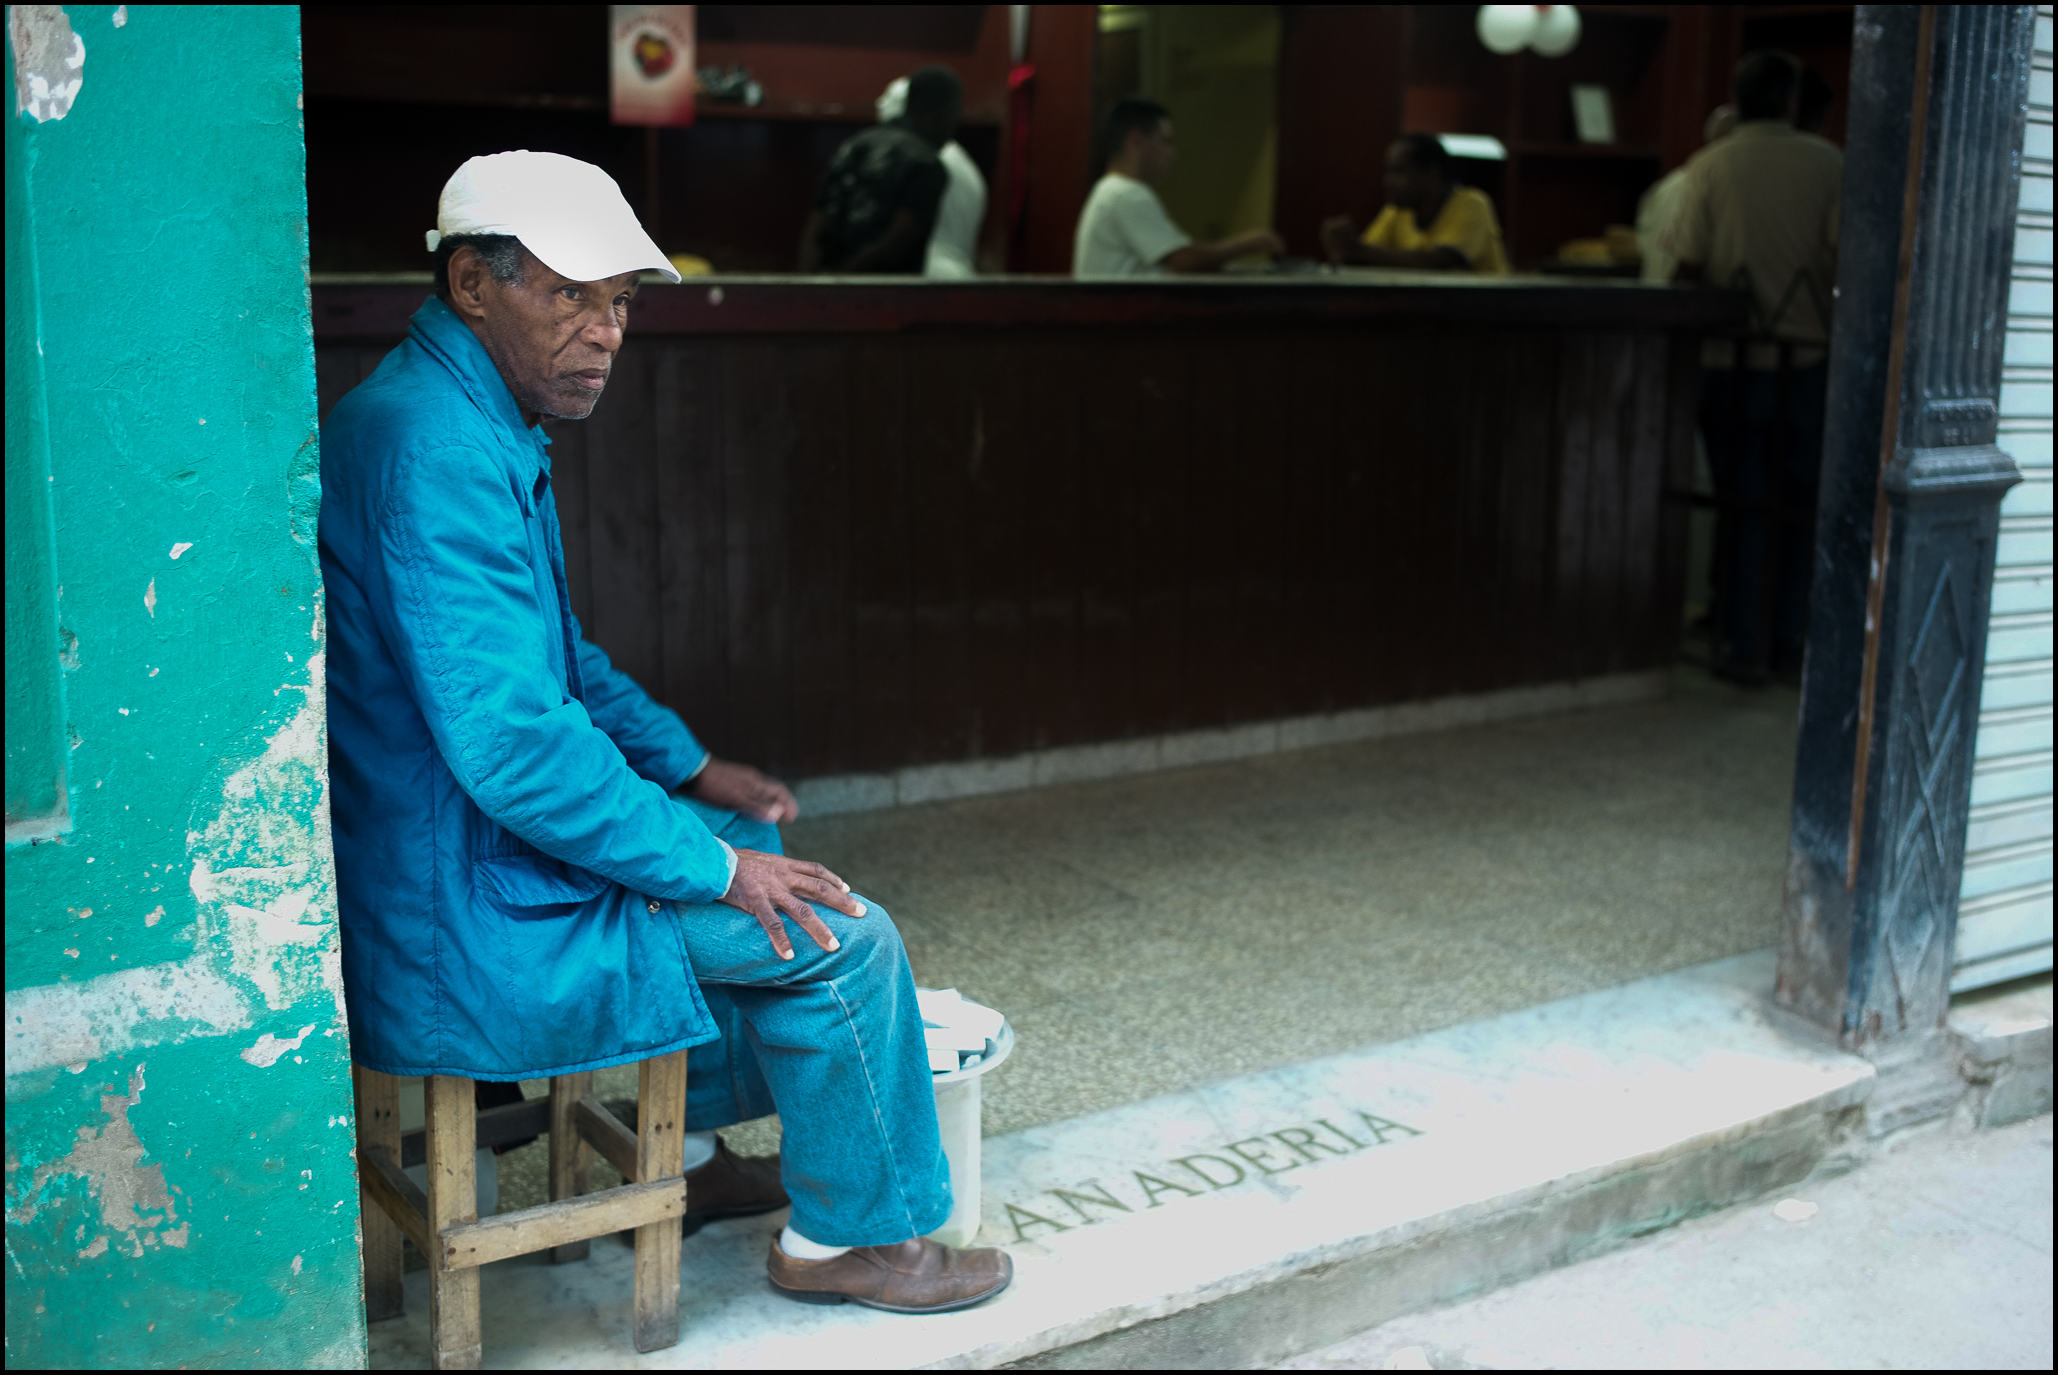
{"left": 425, "top": 1074, "right": 482, "bottom": 1370}
{"left": 632, "top": 1050, "right": 688, "bottom": 1354}
{"left": 547, "top": 1071, "right": 593, "bottom": 1263}
{"left": 351, "top": 1067, "right": 405, "bottom": 1322}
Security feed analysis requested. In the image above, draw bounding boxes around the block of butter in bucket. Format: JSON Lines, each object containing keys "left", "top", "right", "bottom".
{"left": 917, "top": 987, "right": 1013, "bottom": 1249}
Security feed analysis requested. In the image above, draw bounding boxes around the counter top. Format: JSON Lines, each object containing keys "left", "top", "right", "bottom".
{"left": 311, "top": 272, "right": 1749, "bottom": 340}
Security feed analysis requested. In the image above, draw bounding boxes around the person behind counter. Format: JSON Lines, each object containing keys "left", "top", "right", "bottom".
{"left": 1638, "top": 105, "right": 1739, "bottom": 286}
{"left": 1665, "top": 50, "right": 1843, "bottom": 684}
{"left": 1320, "top": 134, "right": 1510, "bottom": 274}
{"left": 1072, "top": 96, "right": 1285, "bottom": 276}
{"left": 798, "top": 66, "right": 961, "bottom": 273}
{"left": 876, "top": 75, "right": 987, "bottom": 278}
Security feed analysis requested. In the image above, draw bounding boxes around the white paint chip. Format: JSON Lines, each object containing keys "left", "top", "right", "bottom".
{"left": 239, "top": 1022, "right": 316, "bottom": 1068}
{"left": 144, "top": 579, "right": 156, "bottom": 618}
{"left": 112, "top": 6, "right": 126, "bottom": 27}
{"left": 169, "top": 542, "right": 193, "bottom": 560}
{"left": 1773, "top": 1197, "right": 1819, "bottom": 1222}
{"left": 291, "top": 1254, "right": 303, "bottom": 1275}
{"left": 11, "top": 6, "right": 86, "bottom": 122}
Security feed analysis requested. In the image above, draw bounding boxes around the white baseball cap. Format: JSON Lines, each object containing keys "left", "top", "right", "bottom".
{"left": 426, "top": 150, "right": 681, "bottom": 285}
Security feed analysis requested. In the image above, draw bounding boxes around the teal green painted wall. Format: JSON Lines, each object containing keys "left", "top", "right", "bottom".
{"left": 5, "top": 6, "right": 366, "bottom": 1367}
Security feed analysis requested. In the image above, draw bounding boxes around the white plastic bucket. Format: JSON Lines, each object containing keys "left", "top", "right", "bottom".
{"left": 922, "top": 1020, "right": 1014, "bottom": 1249}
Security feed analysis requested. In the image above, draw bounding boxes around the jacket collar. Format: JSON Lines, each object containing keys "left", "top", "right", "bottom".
{"left": 407, "top": 295, "right": 553, "bottom": 466}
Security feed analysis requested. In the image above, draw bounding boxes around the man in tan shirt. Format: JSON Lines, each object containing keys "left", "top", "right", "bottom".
{"left": 1665, "top": 51, "right": 1842, "bottom": 683}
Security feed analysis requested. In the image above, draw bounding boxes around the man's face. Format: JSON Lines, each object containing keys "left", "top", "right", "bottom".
{"left": 1383, "top": 141, "right": 1436, "bottom": 215}
{"left": 449, "top": 245, "right": 639, "bottom": 425}
{"left": 1135, "top": 118, "right": 1177, "bottom": 183}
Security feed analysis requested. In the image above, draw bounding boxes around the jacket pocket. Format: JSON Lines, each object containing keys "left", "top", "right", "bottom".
{"left": 465, "top": 854, "right": 709, "bottom": 1076}
{"left": 473, "top": 853, "right": 613, "bottom": 913}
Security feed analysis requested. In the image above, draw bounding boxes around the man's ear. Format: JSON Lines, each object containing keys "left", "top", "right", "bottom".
{"left": 446, "top": 245, "right": 491, "bottom": 322}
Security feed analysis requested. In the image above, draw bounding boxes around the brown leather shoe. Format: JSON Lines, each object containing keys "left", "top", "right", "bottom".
{"left": 602, "top": 1101, "right": 790, "bottom": 1229}
{"left": 766, "top": 1235, "right": 1013, "bottom": 1314}
{"left": 683, "top": 1141, "right": 788, "bottom": 1225}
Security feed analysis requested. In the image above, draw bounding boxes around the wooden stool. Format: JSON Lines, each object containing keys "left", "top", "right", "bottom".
{"left": 352, "top": 1052, "right": 690, "bottom": 1369}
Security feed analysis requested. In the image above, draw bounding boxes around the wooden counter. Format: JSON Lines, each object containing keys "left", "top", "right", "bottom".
{"left": 314, "top": 276, "right": 1748, "bottom": 781}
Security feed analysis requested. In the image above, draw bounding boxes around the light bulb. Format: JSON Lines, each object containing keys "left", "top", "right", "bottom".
{"left": 1531, "top": 5, "right": 1582, "bottom": 58}
{"left": 1476, "top": 5, "right": 1539, "bottom": 56}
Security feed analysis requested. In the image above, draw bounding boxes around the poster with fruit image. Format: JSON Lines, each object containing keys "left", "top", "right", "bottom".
{"left": 610, "top": 5, "right": 695, "bottom": 125}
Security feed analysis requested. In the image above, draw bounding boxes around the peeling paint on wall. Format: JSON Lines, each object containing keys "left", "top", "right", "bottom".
{"left": 5, "top": 650, "right": 346, "bottom": 1073}
{"left": 241, "top": 1023, "right": 316, "bottom": 1069}
{"left": 10, "top": 6, "right": 83, "bottom": 123}
{"left": 6, "top": 1065, "right": 188, "bottom": 1260}
{"left": 187, "top": 651, "right": 343, "bottom": 1015}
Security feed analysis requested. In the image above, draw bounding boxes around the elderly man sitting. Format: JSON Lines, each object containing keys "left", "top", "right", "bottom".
{"left": 318, "top": 151, "right": 1011, "bottom": 1314}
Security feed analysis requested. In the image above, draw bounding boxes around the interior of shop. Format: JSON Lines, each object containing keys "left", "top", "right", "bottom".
{"left": 306, "top": 0, "right": 1856, "bottom": 1197}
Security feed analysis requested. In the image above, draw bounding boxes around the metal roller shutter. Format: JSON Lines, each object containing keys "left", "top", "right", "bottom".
{"left": 1954, "top": 4, "right": 2057, "bottom": 992}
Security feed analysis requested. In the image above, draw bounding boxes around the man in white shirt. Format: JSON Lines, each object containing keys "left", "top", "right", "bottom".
{"left": 1637, "top": 104, "right": 1737, "bottom": 285}
{"left": 877, "top": 76, "right": 988, "bottom": 278}
{"left": 1073, "top": 97, "right": 1283, "bottom": 277}
{"left": 1665, "top": 51, "right": 1843, "bottom": 683}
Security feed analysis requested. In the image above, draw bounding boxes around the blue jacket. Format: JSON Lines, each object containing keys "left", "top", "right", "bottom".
{"left": 319, "top": 296, "right": 735, "bottom": 1079}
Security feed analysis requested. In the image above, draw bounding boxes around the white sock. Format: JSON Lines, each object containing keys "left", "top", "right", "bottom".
{"left": 681, "top": 1129, "right": 718, "bottom": 1173}
{"left": 779, "top": 1224, "right": 850, "bottom": 1260}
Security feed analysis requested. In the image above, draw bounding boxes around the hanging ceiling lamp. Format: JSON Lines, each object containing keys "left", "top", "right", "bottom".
{"left": 1531, "top": 6, "right": 1582, "bottom": 57}
{"left": 1475, "top": 6, "right": 1581, "bottom": 58}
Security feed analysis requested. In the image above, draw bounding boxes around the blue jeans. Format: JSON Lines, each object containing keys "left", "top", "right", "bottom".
{"left": 667, "top": 798, "right": 952, "bottom": 1248}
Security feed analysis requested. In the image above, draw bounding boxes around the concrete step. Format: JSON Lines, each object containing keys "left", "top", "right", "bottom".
{"left": 367, "top": 951, "right": 1898, "bottom": 1370}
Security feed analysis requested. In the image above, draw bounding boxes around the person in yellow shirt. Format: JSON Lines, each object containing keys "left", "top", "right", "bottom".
{"left": 1321, "top": 134, "right": 1510, "bottom": 274}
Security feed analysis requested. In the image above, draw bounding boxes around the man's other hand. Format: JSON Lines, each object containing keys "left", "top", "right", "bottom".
{"left": 719, "top": 850, "right": 867, "bottom": 961}
{"left": 1232, "top": 227, "right": 1287, "bottom": 259}
{"left": 689, "top": 757, "right": 799, "bottom": 824}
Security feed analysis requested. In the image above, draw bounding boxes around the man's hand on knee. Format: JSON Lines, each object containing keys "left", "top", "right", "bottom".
{"left": 688, "top": 757, "right": 799, "bottom": 824}
{"left": 719, "top": 850, "right": 867, "bottom": 961}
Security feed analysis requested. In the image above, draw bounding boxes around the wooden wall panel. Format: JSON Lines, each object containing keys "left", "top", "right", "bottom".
{"left": 314, "top": 283, "right": 1740, "bottom": 782}
{"left": 582, "top": 345, "right": 665, "bottom": 697}
{"left": 1014, "top": 336, "right": 1086, "bottom": 751}
{"left": 652, "top": 343, "right": 734, "bottom": 760}
{"left": 840, "top": 340, "right": 916, "bottom": 773}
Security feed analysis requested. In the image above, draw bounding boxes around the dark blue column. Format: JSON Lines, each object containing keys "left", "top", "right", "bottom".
{"left": 1777, "top": 5, "right": 2037, "bottom": 1048}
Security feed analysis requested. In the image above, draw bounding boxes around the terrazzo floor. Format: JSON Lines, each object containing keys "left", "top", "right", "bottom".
{"left": 489, "top": 665, "right": 1801, "bottom": 1210}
